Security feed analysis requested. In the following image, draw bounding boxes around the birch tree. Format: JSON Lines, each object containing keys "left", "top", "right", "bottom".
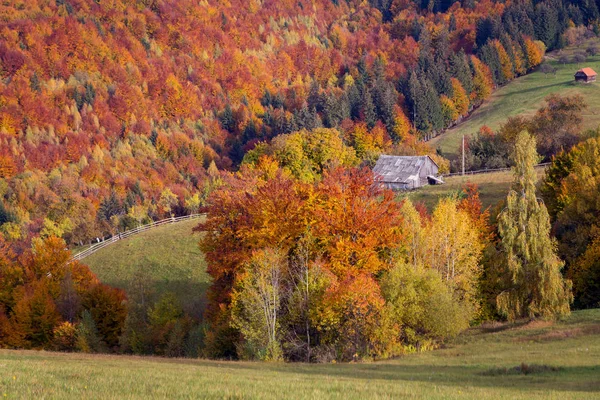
{"left": 497, "top": 131, "right": 572, "bottom": 320}
{"left": 231, "top": 248, "right": 285, "bottom": 361}
{"left": 427, "top": 197, "right": 484, "bottom": 304}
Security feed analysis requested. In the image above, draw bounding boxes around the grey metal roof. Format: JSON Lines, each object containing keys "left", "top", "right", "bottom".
{"left": 373, "top": 155, "right": 435, "bottom": 183}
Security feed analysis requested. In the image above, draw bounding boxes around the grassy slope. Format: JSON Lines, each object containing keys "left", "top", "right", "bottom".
{"left": 82, "top": 218, "right": 209, "bottom": 316}
{"left": 0, "top": 309, "right": 598, "bottom": 399}
{"left": 431, "top": 40, "right": 600, "bottom": 157}
{"left": 401, "top": 167, "right": 546, "bottom": 211}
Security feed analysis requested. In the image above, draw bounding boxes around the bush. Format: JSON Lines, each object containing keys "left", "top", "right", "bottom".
{"left": 148, "top": 292, "right": 186, "bottom": 355}
{"left": 586, "top": 45, "right": 598, "bottom": 56}
{"left": 76, "top": 310, "right": 106, "bottom": 353}
{"left": 316, "top": 274, "right": 397, "bottom": 361}
{"left": 184, "top": 323, "right": 208, "bottom": 358}
{"left": 559, "top": 54, "right": 569, "bottom": 64}
{"left": 572, "top": 53, "right": 586, "bottom": 64}
{"left": 8, "top": 282, "right": 61, "bottom": 349}
{"left": 381, "top": 263, "right": 472, "bottom": 348}
{"left": 165, "top": 319, "right": 187, "bottom": 357}
{"left": 52, "top": 321, "right": 77, "bottom": 351}
{"left": 81, "top": 284, "right": 127, "bottom": 350}
{"left": 119, "top": 312, "right": 151, "bottom": 355}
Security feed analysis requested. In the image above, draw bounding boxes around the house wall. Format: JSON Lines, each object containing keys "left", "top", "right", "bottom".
{"left": 384, "top": 177, "right": 419, "bottom": 191}
{"left": 418, "top": 159, "right": 439, "bottom": 183}
{"left": 575, "top": 75, "right": 595, "bottom": 82}
{"left": 378, "top": 156, "right": 439, "bottom": 191}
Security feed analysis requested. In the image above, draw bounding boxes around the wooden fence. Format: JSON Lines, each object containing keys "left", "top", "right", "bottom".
{"left": 70, "top": 214, "right": 203, "bottom": 261}
{"left": 442, "top": 162, "right": 551, "bottom": 178}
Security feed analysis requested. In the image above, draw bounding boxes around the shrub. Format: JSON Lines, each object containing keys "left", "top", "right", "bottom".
{"left": 184, "top": 323, "right": 208, "bottom": 358}
{"left": 52, "top": 321, "right": 77, "bottom": 351}
{"left": 81, "top": 284, "right": 127, "bottom": 350}
{"left": 572, "top": 52, "right": 586, "bottom": 64}
{"left": 76, "top": 310, "right": 106, "bottom": 353}
{"left": 586, "top": 45, "right": 598, "bottom": 56}
{"left": 8, "top": 282, "right": 61, "bottom": 349}
{"left": 381, "top": 263, "right": 472, "bottom": 348}
{"left": 148, "top": 292, "right": 185, "bottom": 355}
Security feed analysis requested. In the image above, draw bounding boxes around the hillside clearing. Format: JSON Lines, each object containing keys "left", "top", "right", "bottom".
{"left": 431, "top": 40, "right": 600, "bottom": 158}
{"left": 401, "top": 167, "right": 547, "bottom": 211}
{"left": 0, "top": 309, "right": 598, "bottom": 399}
{"left": 83, "top": 218, "right": 209, "bottom": 316}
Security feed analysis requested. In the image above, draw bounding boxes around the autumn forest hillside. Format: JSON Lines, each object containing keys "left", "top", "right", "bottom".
{"left": 0, "top": 0, "right": 589, "bottom": 248}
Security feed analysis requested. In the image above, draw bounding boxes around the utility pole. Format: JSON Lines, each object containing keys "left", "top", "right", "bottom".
{"left": 462, "top": 135, "right": 465, "bottom": 176}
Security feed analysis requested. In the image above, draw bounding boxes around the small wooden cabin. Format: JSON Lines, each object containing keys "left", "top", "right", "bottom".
{"left": 373, "top": 155, "right": 440, "bottom": 190}
{"left": 575, "top": 68, "right": 597, "bottom": 83}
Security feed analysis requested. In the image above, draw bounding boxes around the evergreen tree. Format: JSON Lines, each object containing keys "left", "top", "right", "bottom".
{"left": 475, "top": 17, "right": 499, "bottom": 48}
{"left": 496, "top": 131, "right": 572, "bottom": 321}
{"left": 120, "top": 268, "right": 154, "bottom": 354}
{"left": 534, "top": 3, "right": 558, "bottom": 50}
{"left": 479, "top": 43, "right": 504, "bottom": 86}
{"left": 261, "top": 90, "right": 273, "bottom": 108}
{"left": 449, "top": 14, "right": 457, "bottom": 32}
{"left": 347, "top": 82, "right": 362, "bottom": 121}
{"left": 323, "top": 92, "right": 350, "bottom": 128}
{"left": 428, "top": 58, "right": 453, "bottom": 96}
{"left": 0, "top": 202, "right": 14, "bottom": 225}
{"left": 307, "top": 81, "right": 324, "bottom": 114}
{"left": 567, "top": 4, "right": 585, "bottom": 25}
{"left": 369, "top": 0, "right": 393, "bottom": 21}
{"left": 432, "top": 27, "right": 451, "bottom": 65}
{"left": 294, "top": 105, "right": 322, "bottom": 131}
{"left": 372, "top": 81, "right": 397, "bottom": 133}
{"left": 372, "top": 57, "right": 386, "bottom": 83}
{"left": 406, "top": 72, "right": 428, "bottom": 132}
{"left": 361, "top": 88, "right": 378, "bottom": 130}
{"left": 98, "top": 192, "right": 122, "bottom": 222}
{"left": 502, "top": 4, "right": 535, "bottom": 39}
{"left": 422, "top": 79, "right": 444, "bottom": 134}
{"left": 76, "top": 310, "right": 106, "bottom": 353}
{"left": 499, "top": 34, "right": 517, "bottom": 77}
{"left": 449, "top": 50, "right": 474, "bottom": 94}
{"left": 571, "top": 0, "right": 598, "bottom": 23}
{"left": 357, "top": 57, "right": 371, "bottom": 87}
{"left": 218, "top": 104, "right": 236, "bottom": 133}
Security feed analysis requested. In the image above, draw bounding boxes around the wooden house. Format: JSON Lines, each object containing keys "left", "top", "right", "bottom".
{"left": 373, "top": 155, "right": 440, "bottom": 190}
{"left": 574, "top": 68, "right": 597, "bottom": 83}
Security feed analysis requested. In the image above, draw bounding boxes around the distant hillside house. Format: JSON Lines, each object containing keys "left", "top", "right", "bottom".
{"left": 373, "top": 155, "right": 440, "bottom": 190}
{"left": 574, "top": 67, "right": 597, "bottom": 83}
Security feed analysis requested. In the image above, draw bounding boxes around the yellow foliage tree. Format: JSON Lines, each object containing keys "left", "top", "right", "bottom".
{"left": 440, "top": 95, "right": 458, "bottom": 127}
{"left": 450, "top": 78, "right": 469, "bottom": 117}
{"left": 470, "top": 56, "right": 493, "bottom": 103}
{"left": 426, "top": 197, "right": 484, "bottom": 304}
{"left": 492, "top": 40, "right": 514, "bottom": 82}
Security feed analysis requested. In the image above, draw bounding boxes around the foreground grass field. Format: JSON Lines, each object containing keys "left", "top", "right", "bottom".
{"left": 0, "top": 309, "right": 598, "bottom": 399}
{"left": 402, "top": 167, "right": 547, "bottom": 211}
{"left": 431, "top": 40, "right": 600, "bottom": 157}
{"left": 83, "top": 218, "right": 209, "bottom": 316}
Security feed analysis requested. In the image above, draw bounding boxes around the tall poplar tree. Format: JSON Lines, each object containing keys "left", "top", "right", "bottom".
{"left": 497, "top": 131, "right": 572, "bottom": 321}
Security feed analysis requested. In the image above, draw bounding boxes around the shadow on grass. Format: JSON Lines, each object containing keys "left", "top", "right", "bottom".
{"left": 493, "top": 80, "right": 571, "bottom": 98}
{"left": 110, "top": 279, "right": 211, "bottom": 320}
{"left": 200, "top": 362, "right": 600, "bottom": 394}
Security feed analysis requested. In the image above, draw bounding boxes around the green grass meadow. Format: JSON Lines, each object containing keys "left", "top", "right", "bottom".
{"left": 432, "top": 42, "right": 600, "bottom": 157}
{"left": 82, "top": 218, "right": 209, "bottom": 316}
{"left": 0, "top": 309, "right": 598, "bottom": 399}
{"left": 401, "top": 166, "right": 547, "bottom": 211}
